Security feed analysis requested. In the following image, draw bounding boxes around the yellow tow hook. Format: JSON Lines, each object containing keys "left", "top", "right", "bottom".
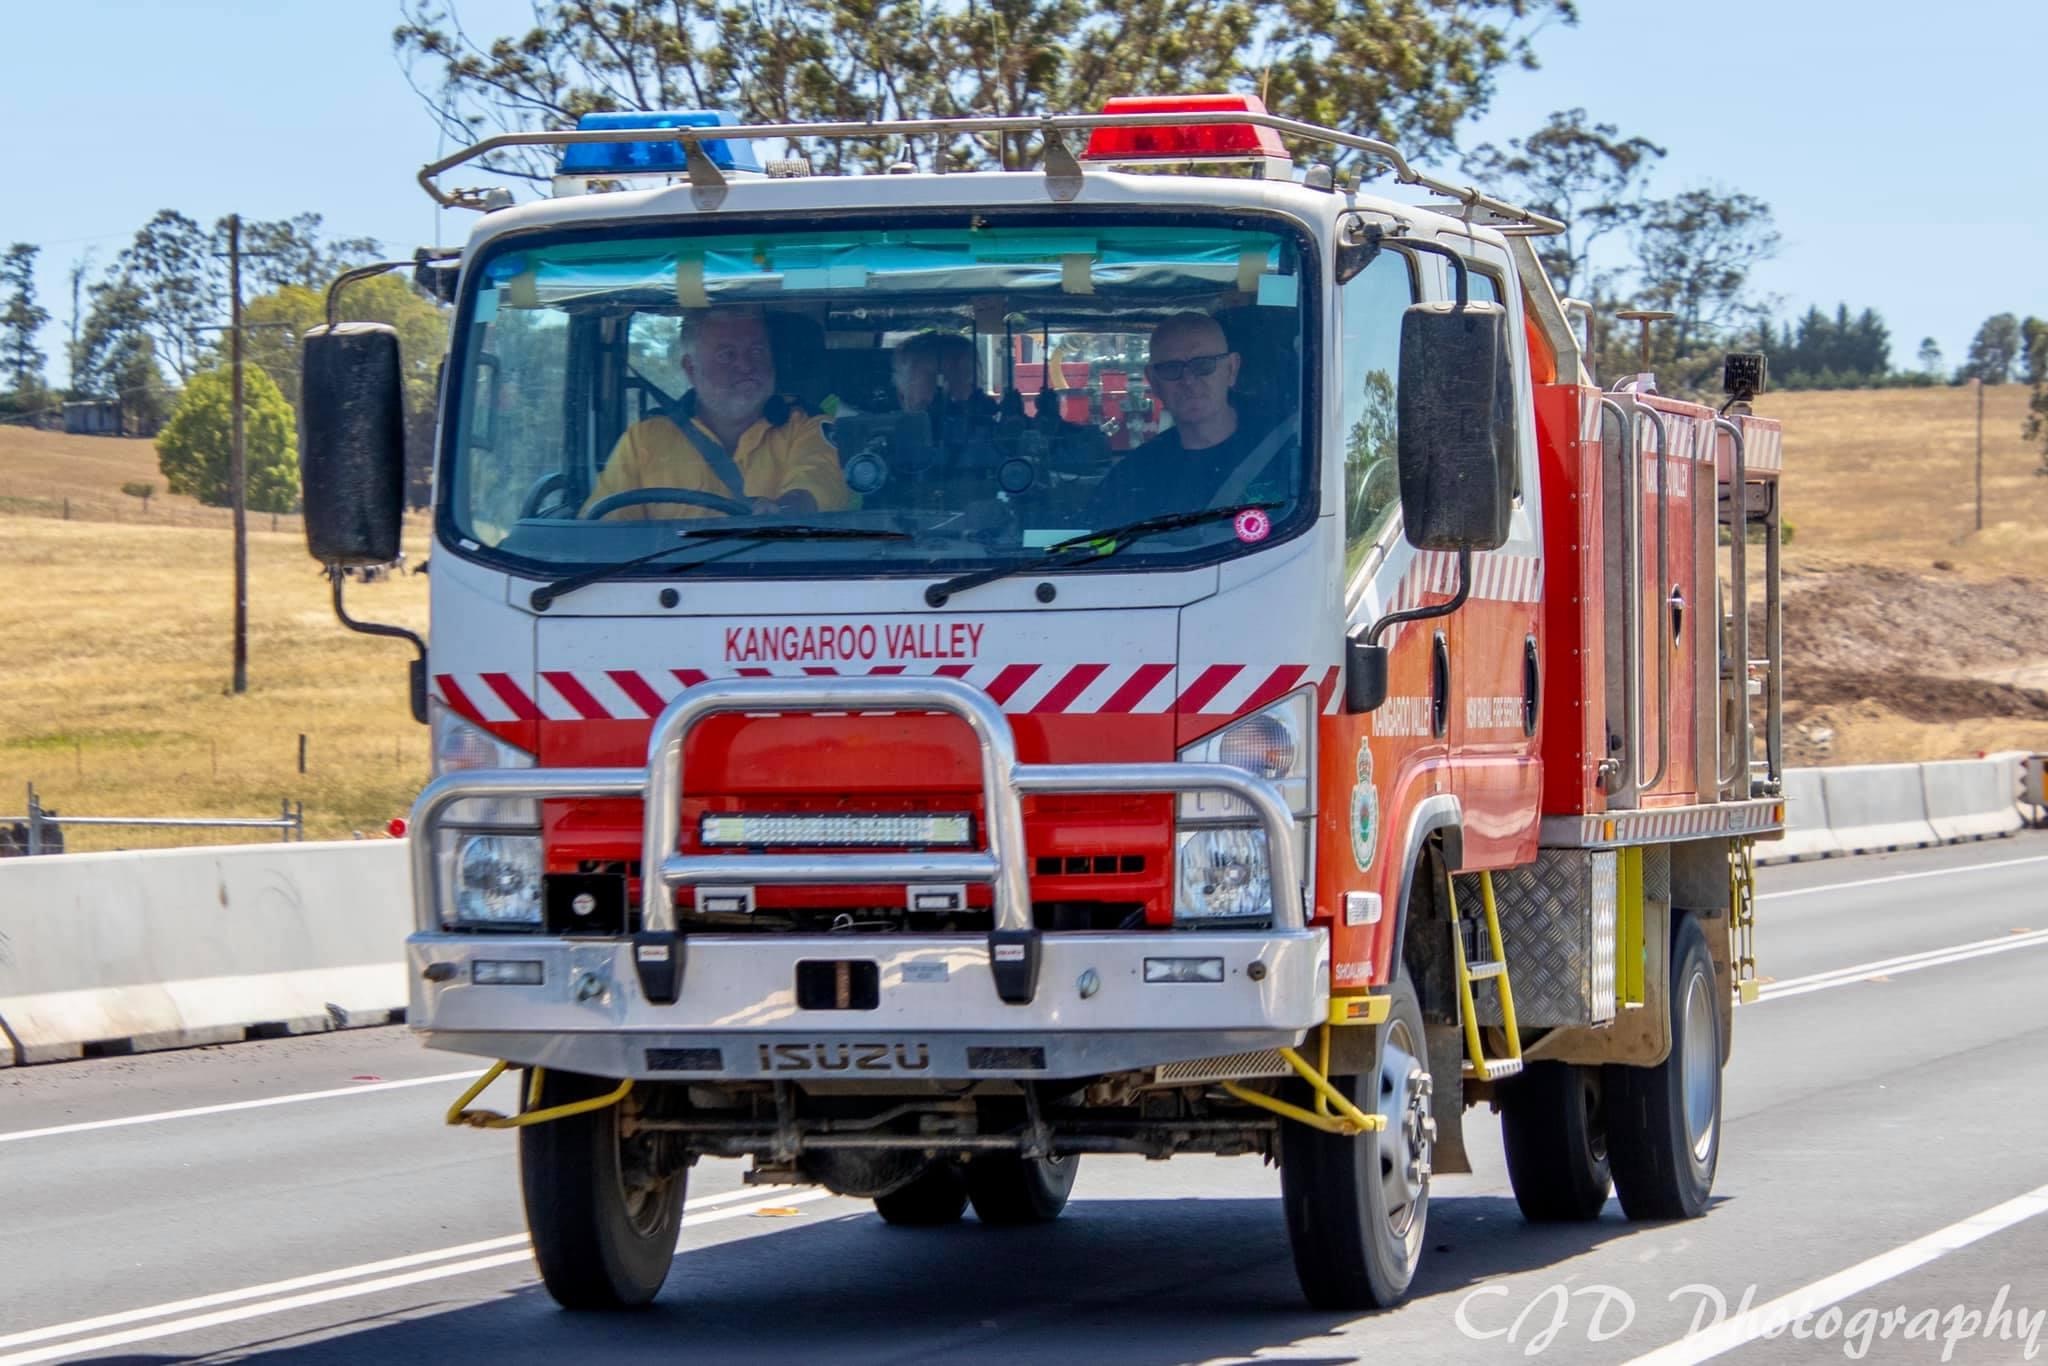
{"left": 446, "top": 1060, "right": 634, "bottom": 1130}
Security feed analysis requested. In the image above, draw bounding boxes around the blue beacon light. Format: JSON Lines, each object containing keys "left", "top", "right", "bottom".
{"left": 557, "top": 111, "right": 765, "bottom": 176}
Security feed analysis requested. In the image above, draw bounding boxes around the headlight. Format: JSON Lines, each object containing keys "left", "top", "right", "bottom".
{"left": 432, "top": 700, "right": 537, "bottom": 825}
{"left": 1177, "top": 688, "right": 1313, "bottom": 819}
{"left": 453, "top": 834, "right": 543, "bottom": 927}
{"left": 1176, "top": 827, "right": 1273, "bottom": 923}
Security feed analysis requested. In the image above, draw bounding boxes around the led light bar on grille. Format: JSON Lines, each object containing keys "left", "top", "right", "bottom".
{"left": 699, "top": 813, "right": 973, "bottom": 847}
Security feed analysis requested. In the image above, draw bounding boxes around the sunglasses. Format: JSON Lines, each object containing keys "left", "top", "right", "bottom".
{"left": 1149, "top": 352, "right": 1231, "bottom": 382}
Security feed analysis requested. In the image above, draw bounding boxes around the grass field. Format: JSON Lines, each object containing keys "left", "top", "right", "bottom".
{"left": 1758, "top": 383, "right": 2047, "bottom": 576}
{"left": 0, "top": 430, "right": 425, "bottom": 849}
{"left": 0, "top": 382, "right": 2043, "bottom": 846}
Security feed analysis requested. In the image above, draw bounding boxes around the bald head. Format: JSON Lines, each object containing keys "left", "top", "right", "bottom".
{"left": 1146, "top": 312, "right": 1239, "bottom": 443}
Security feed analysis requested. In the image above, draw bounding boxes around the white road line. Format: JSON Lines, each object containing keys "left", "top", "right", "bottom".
{"left": 1759, "top": 852, "right": 2048, "bottom": 901}
{"left": 1624, "top": 1181, "right": 2048, "bottom": 1364}
{"left": 0, "top": 1070, "right": 486, "bottom": 1145}
{"left": 0, "top": 1189, "right": 841, "bottom": 1365}
{"left": 0, "top": 1183, "right": 778, "bottom": 1353}
{"left": 1755, "top": 928, "right": 2048, "bottom": 1002}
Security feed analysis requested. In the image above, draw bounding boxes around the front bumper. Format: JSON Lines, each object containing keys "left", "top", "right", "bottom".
{"left": 412, "top": 675, "right": 1323, "bottom": 1082}
{"left": 412, "top": 926, "right": 1328, "bottom": 1079}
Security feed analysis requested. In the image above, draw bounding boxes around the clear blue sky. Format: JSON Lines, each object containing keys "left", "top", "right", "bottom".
{"left": 5, "top": 0, "right": 2041, "bottom": 385}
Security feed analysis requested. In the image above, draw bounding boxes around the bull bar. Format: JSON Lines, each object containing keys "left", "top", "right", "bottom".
{"left": 406, "top": 677, "right": 1328, "bottom": 1081}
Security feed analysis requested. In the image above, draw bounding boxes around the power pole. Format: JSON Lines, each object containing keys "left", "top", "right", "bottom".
{"left": 228, "top": 214, "right": 248, "bottom": 694}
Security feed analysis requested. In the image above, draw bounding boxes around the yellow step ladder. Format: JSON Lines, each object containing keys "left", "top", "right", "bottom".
{"left": 1730, "top": 837, "right": 1761, "bottom": 1004}
{"left": 1447, "top": 867, "right": 1523, "bottom": 1082}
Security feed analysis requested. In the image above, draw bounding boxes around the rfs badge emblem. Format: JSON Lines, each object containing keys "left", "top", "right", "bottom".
{"left": 1349, "top": 740, "right": 1380, "bottom": 872}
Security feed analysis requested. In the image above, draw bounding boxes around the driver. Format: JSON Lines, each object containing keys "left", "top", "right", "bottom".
{"left": 1082, "top": 311, "right": 1290, "bottom": 526}
{"left": 583, "top": 307, "right": 850, "bottom": 520}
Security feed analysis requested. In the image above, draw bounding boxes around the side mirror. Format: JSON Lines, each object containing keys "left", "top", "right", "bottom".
{"left": 1344, "top": 631, "right": 1389, "bottom": 713}
{"left": 1396, "top": 300, "right": 1513, "bottom": 551}
{"left": 299, "top": 323, "right": 406, "bottom": 567}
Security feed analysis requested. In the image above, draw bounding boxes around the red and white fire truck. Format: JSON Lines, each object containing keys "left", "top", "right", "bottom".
{"left": 299, "top": 95, "right": 1787, "bottom": 1312}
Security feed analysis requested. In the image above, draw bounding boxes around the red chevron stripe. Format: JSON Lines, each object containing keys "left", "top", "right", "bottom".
{"left": 983, "top": 664, "right": 1039, "bottom": 705}
{"left": 1031, "top": 663, "right": 1107, "bottom": 714}
{"left": 1316, "top": 665, "right": 1340, "bottom": 712}
{"left": 481, "top": 672, "right": 543, "bottom": 722}
{"left": 436, "top": 674, "right": 482, "bottom": 724}
{"left": 608, "top": 670, "right": 666, "bottom": 716}
{"left": 542, "top": 670, "right": 612, "bottom": 720}
{"left": 1175, "top": 664, "right": 1242, "bottom": 714}
{"left": 1100, "top": 663, "right": 1172, "bottom": 713}
{"left": 672, "top": 668, "right": 708, "bottom": 689}
{"left": 1238, "top": 664, "right": 1306, "bottom": 714}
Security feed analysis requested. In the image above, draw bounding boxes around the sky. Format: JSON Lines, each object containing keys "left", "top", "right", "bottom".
{"left": 4, "top": 0, "right": 2042, "bottom": 387}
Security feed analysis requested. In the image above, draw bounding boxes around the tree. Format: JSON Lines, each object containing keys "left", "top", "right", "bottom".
{"left": 2023, "top": 316, "right": 2048, "bottom": 476}
{"left": 1, "top": 243, "right": 50, "bottom": 405}
{"left": 1917, "top": 336, "right": 1943, "bottom": 376}
{"left": 1960, "top": 313, "right": 2021, "bottom": 384}
{"left": 242, "top": 273, "right": 449, "bottom": 505}
{"left": 114, "top": 210, "right": 222, "bottom": 383}
{"left": 239, "top": 213, "right": 384, "bottom": 293}
{"left": 156, "top": 365, "right": 299, "bottom": 513}
{"left": 121, "top": 480, "right": 155, "bottom": 513}
{"left": 1631, "top": 187, "right": 1779, "bottom": 361}
{"left": 394, "top": 0, "right": 1577, "bottom": 181}
{"left": 1463, "top": 108, "right": 1664, "bottom": 299}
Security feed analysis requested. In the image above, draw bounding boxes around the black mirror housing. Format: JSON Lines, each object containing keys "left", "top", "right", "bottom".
{"left": 1396, "top": 300, "right": 1513, "bottom": 552}
{"left": 300, "top": 323, "right": 407, "bottom": 567}
{"left": 1345, "top": 633, "right": 1389, "bottom": 713}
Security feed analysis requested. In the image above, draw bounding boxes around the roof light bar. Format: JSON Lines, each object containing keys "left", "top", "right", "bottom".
{"left": 557, "top": 110, "right": 765, "bottom": 177}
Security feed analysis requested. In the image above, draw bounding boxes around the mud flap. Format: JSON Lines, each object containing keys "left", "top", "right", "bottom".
{"left": 1425, "top": 1023, "right": 1472, "bottom": 1174}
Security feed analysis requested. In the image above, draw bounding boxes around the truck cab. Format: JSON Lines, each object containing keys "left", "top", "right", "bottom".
{"left": 300, "top": 96, "right": 1785, "bottom": 1314}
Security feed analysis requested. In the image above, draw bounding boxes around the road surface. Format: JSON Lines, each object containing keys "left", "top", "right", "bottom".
{"left": 3, "top": 837, "right": 2045, "bottom": 1364}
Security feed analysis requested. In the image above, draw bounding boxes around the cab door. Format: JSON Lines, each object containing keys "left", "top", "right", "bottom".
{"left": 1447, "top": 256, "right": 1543, "bottom": 868}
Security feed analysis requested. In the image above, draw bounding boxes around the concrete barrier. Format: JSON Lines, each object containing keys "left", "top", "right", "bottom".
{"left": 1920, "top": 759, "right": 2025, "bottom": 843}
{"left": 0, "top": 841, "right": 410, "bottom": 1066}
{"left": 1818, "top": 762, "right": 1941, "bottom": 856}
{"left": 1769, "top": 767, "right": 1840, "bottom": 862}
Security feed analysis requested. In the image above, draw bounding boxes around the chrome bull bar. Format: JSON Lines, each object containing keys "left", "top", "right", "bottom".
{"left": 409, "top": 676, "right": 1305, "bottom": 1007}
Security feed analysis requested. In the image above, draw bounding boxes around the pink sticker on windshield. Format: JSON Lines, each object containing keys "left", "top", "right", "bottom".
{"left": 1234, "top": 508, "right": 1271, "bottom": 544}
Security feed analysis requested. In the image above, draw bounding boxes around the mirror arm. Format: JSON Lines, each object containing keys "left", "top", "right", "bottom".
{"left": 1365, "top": 547, "right": 1473, "bottom": 647}
{"left": 1381, "top": 235, "right": 1469, "bottom": 307}
{"left": 331, "top": 573, "right": 429, "bottom": 725}
{"left": 322, "top": 248, "right": 462, "bottom": 326}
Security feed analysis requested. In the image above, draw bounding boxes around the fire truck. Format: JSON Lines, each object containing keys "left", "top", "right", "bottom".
{"left": 298, "top": 95, "right": 1787, "bottom": 1312}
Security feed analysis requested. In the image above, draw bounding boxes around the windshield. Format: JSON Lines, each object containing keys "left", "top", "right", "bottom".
{"left": 445, "top": 214, "right": 1315, "bottom": 579}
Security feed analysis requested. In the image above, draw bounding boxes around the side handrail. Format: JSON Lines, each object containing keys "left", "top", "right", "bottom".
{"left": 417, "top": 110, "right": 1566, "bottom": 237}
{"left": 1714, "top": 417, "right": 1751, "bottom": 795}
{"left": 1599, "top": 397, "right": 1642, "bottom": 809}
{"left": 1635, "top": 404, "right": 1672, "bottom": 794}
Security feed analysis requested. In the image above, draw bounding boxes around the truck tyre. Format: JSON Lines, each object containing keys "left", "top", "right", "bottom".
{"left": 1279, "top": 976, "right": 1431, "bottom": 1311}
{"left": 520, "top": 1070, "right": 684, "bottom": 1310}
{"left": 964, "top": 1154, "right": 1078, "bottom": 1225}
{"left": 1606, "top": 912, "right": 1721, "bottom": 1220}
{"left": 874, "top": 1161, "right": 970, "bottom": 1226}
{"left": 1500, "top": 1062, "right": 1612, "bottom": 1221}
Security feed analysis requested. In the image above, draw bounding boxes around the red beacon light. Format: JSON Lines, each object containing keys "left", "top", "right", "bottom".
{"left": 1081, "top": 94, "right": 1292, "bottom": 175}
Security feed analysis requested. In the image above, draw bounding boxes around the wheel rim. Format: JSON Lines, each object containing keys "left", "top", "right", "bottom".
{"left": 615, "top": 1118, "right": 673, "bottom": 1239}
{"left": 1680, "top": 968, "right": 1718, "bottom": 1164}
{"left": 1376, "top": 1018, "right": 1434, "bottom": 1252}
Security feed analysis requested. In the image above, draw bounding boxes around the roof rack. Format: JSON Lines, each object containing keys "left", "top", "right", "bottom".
{"left": 418, "top": 110, "right": 1565, "bottom": 238}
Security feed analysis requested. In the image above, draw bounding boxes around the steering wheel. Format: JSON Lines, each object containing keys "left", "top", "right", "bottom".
{"left": 519, "top": 472, "right": 571, "bottom": 520}
{"left": 581, "top": 486, "right": 755, "bottom": 520}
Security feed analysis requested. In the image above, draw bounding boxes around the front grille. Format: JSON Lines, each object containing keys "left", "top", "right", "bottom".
{"left": 1035, "top": 854, "right": 1146, "bottom": 876}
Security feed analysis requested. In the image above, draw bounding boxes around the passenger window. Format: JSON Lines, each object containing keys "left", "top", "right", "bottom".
{"left": 1340, "top": 250, "right": 1416, "bottom": 574}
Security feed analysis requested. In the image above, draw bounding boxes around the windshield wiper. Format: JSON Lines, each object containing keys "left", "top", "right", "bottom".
{"left": 922, "top": 503, "right": 1282, "bottom": 608}
{"left": 530, "top": 524, "right": 909, "bottom": 611}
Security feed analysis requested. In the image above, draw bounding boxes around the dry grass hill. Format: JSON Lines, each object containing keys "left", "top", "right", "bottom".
{"left": 0, "top": 382, "right": 2043, "bottom": 847}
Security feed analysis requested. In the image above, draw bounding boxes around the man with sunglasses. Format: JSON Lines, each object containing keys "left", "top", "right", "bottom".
{"left": 1083, "top": 311, "right": 1290, "bottom": 526}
